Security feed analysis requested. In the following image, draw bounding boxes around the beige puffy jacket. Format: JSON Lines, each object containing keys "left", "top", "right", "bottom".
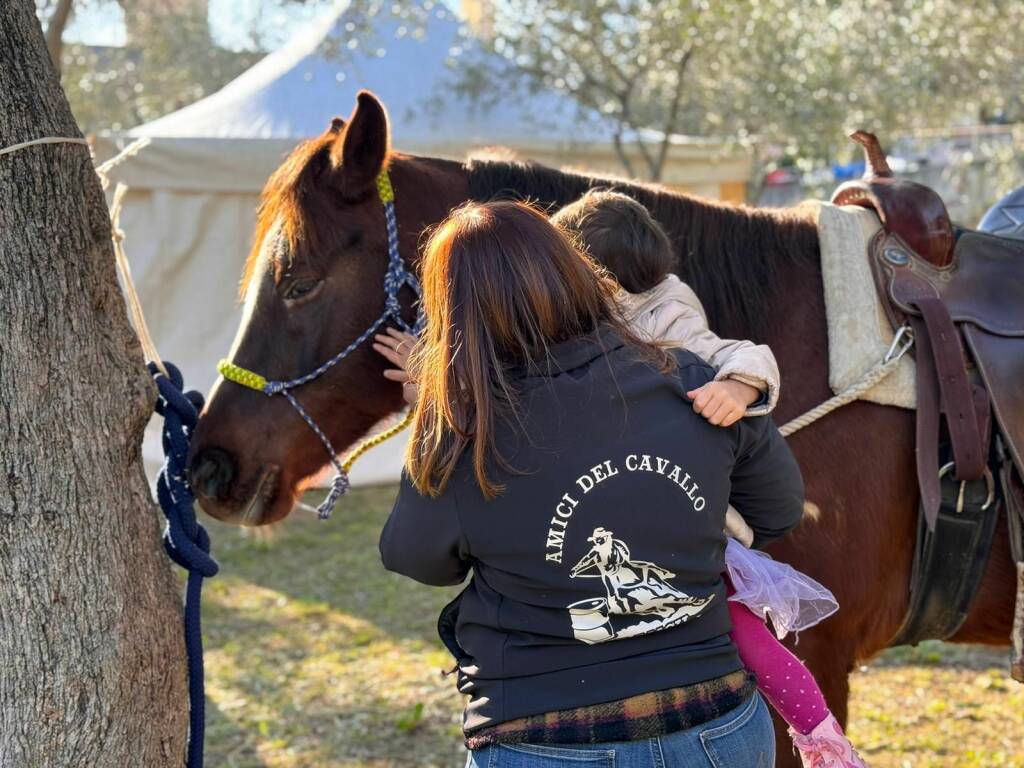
{"left": 621, "top": 274, "right": 781, "bottom": 548}
{"left": 621, "top": 274, "right": 780, "bottom": 415}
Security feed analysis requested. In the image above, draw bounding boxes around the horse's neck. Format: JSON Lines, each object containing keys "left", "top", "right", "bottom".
{"left": 390, "top": 154, "right": 469, "bottom": 244}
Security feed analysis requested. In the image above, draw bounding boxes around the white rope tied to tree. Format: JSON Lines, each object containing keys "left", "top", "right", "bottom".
{"left": 779, "top": 327, "right": 914, "bottom": 437}
{"left": 0, "top": 135, "right": 89, "bottom": 157}
{"left": 110, "top": 181, "right": 167, "bottom": 376}
{"left": 95, "top": 137, "right": 150, "bottom": 189}
{"left": 100, "top": 139, "right": 167, "bottom": 374}
{"left": 94, "top": 139, "right": 167, "bottom": 373}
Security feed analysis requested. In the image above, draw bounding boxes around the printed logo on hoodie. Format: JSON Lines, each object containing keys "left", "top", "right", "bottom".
{"left": 545, "top": 454, "right": 715, "bottom": 644}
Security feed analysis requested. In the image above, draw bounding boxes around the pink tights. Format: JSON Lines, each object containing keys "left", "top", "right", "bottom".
{"left": 728, "top": 599, "right": 830, "bottom": 734}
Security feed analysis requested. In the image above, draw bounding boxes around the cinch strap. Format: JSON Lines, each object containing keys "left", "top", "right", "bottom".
{"left": 217, "top": 167, "right": 420, "bottom": 518}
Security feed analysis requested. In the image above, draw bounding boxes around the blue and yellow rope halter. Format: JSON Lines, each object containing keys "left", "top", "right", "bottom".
{"left": 217, "top": 169, "right": 421, "bottom": 519}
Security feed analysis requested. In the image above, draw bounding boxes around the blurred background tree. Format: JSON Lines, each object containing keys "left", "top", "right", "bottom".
{"left": 458, "top": 0, "right": 1024, "bottom": 180}
{"left": 37, "top": 0, "right": 258, "bottom": 130}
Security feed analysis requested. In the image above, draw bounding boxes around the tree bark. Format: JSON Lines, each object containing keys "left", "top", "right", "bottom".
{"left": 0, "top": 3, "right": 189, "bottom": 766}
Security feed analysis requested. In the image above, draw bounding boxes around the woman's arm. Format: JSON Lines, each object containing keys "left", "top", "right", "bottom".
{"left": 728, "top": 417, "right": 804, "bottom": 549}
{"left": 379, "top": 473, "right": 471, "bottom": 586}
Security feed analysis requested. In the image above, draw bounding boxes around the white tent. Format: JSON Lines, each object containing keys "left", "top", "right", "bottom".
{"left": 96, "top": 0, "right": 619, "bottom": 486}
{"left": 132, "top": 2, "right": 610, "bottom": 146}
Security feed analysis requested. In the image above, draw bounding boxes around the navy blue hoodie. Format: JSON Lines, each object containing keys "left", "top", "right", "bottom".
{"left": 380, "top": 328, "right": 804, "bottom": 732}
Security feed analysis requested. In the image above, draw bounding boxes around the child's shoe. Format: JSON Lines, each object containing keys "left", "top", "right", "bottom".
{"left": 790, "top": 713, "right": 867, "bottom": 768}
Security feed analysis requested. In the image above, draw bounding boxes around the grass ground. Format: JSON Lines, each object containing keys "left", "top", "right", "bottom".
{"left": 200, "top": 485, "right": 1023, "bottom": 767}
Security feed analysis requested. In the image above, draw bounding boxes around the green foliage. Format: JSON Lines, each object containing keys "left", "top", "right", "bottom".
{"left": 59, "top": 6, "right": 259, "bottom": 131}
{"left": 395, "top": 702, "right": 425, "bottom": 732}
{"left": 458, "top": 1, "right": 1024, "bottom": 174}
{"left": 43, "top": 0, "right": 443, "bottom": 132}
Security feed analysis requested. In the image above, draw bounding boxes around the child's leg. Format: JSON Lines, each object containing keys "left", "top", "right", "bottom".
{"left": 728, "top": 599, "right": 829, "bottom": 735}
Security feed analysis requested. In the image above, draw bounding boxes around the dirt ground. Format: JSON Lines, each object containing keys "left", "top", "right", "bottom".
{"left": 199, "top": 486, "right": 1023, "bottom": 767}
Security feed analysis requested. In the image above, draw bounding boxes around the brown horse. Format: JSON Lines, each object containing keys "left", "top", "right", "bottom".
{"left": 188, "top": 90, "right": 1015, "bottom": 763}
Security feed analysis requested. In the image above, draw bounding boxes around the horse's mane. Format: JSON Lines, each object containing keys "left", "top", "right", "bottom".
{"left": 242, "top": 133, "right": 337, "bottom": 293}
{"left": 464, "top": 158, "right": 820, "bottom": 338}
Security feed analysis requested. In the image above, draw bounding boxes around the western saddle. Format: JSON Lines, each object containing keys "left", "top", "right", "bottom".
{"left": 831, "top": 132, "right": 1024, "bottom": 681}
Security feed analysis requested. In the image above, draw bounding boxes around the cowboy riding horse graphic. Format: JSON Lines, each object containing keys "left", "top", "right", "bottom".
{"left": 566, "top": 527, "right": 714, "bottom": 644}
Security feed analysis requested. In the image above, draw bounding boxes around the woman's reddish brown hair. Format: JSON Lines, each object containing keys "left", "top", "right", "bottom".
{"left": 406, "top": 200, "right": 673, "bottom": 499}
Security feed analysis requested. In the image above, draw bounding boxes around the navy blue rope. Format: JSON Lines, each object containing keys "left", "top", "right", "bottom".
{"left": 150, "top": 361, "right": 218, "bottom": 768}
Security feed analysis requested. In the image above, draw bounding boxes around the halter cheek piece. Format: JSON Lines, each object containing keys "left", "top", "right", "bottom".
{"left": 217, "top": 169, "right": 422, "bottom": 519}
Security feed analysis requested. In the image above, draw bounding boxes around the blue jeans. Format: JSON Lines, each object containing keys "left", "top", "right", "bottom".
{"left": 465, "top": 693, "right": 774, "bottom": 768}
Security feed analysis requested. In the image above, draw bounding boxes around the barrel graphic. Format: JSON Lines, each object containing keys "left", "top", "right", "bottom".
{"left": 568, "top": 597, "right": 614, "bottom": 644}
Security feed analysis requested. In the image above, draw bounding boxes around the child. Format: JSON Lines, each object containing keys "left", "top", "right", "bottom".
{"left": 549, "top": 189, "right": 867, "bottom": 768}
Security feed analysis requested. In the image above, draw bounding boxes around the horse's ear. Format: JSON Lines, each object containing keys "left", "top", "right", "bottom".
{"left": 330, "top": 90, "right": 390, "bottom": 199}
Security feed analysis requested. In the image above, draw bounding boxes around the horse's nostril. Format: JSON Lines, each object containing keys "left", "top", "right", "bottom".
{"left": 189, "top": 448, "right": 237, "bottom": 500}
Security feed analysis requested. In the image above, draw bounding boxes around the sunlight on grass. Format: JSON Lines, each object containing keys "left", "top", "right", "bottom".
{"left": 200, "top": 485, "right": 464, "bottom": 767}
{"left": 848, "top": 646, "right": 1024, "bottom": 767}
{"left": 198, "top": 484, "right": 1023, "bottom": 767}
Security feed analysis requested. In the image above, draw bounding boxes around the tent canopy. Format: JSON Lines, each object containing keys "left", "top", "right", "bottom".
{"left": 133, "top": 0, "right": 613, "bottom": 148}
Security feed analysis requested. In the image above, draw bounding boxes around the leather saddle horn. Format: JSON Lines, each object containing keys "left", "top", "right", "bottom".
{"left": 831, "top": 130, "right": 955, "bottom": 268}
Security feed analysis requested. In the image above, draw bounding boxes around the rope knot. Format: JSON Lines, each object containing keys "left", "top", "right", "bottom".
{"left": 317, "top": 472, "right": 350, "bottom": 519}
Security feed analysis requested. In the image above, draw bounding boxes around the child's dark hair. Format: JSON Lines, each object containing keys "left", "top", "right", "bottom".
{"left": 550, "top": 189, "right": 677, "bottom": 294}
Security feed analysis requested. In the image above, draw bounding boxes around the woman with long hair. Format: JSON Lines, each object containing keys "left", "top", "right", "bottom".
{"left": 378, "top": 200, "right": 804, "bottom": 767}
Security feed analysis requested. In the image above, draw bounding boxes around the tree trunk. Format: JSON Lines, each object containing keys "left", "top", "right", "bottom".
{"left": 0, "top": 4, "right": 189, "bottom": 766}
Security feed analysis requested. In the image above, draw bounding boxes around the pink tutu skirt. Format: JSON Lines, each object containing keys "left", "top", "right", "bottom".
{"left": 725, "top": 538, "right": 838, "bottom": 639}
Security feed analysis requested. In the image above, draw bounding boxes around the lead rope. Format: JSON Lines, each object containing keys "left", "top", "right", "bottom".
{"left": 3, "top": 135, "right": 212, "bottom": 768}
{"left": 150, "top": 362, "right": 216, "bottom": 768}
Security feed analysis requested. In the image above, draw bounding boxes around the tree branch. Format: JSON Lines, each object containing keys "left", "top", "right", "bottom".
{"left": 612, "top": 124, "right": 636, "bottom": 177}
{"left": 652, "top": 49, "right": 694, "bottom": 181}
{"left": 617, "top": 84, "right": 657, "bottom": 180}
{"left": 45, "top": 0, "right": 74, "bottom": 74}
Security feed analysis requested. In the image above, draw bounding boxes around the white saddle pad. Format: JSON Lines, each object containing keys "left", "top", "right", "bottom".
{"left": 810, "top": 201, "right": 916, "bottom": 410}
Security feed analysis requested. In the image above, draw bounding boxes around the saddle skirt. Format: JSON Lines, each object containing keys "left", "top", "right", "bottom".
{"left": 812, "top": 200, "right": 916, "bottom": 409}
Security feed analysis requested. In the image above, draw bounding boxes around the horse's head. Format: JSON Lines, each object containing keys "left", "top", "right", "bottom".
{"left": 187, "top": 90, "right": 465, "bottom": 525}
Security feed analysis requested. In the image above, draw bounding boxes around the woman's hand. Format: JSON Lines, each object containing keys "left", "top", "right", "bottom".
{"left": 373, "top": 328, "right": 418, "bottom": 405}
{"left": 686, "top": 379, "right": 761, "bottom": 427}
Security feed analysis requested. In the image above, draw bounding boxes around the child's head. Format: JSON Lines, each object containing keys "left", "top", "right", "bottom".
{"left": 551, "top": 189, "right": 676, "bottom": 294}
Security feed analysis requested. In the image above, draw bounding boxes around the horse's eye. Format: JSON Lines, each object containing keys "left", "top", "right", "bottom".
{"left": 283, "top": 278, "right": 320, "bottom": 301}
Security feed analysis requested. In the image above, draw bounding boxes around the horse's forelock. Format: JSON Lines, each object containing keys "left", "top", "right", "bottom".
{"left": 241, "top": 135, "right": 336, "bottom": 298}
